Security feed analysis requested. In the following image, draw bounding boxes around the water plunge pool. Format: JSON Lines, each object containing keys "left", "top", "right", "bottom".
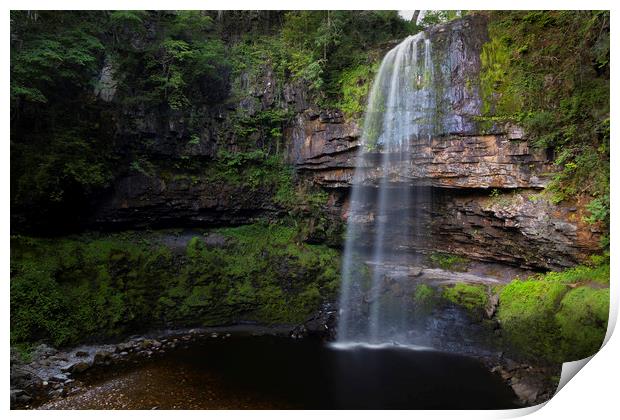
{"left": 41, "top": 335, "right": 519, "bottom": 409}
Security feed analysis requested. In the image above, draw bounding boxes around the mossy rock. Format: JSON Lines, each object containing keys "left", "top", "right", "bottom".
{"left": 497, "top": 279, "right": 568, "bottom": 361}
{"left": 411, "top": 284, "right": 435, "bottom": 316}
{"left": 496, "top": 256, "right": 610, "bottom": 362}
{"left": 428, "top": 253, "right": 469, "bottom": 272}
{"left": 10, "top": 224, "right": 341, "bottom": 348}
{"left": 556, "top": 287, "right": 609, "bottom": 360}
{"left": 442, "top": 283, "right": 489, "bottom": 317}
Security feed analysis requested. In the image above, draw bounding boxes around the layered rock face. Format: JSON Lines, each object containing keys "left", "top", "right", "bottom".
{"left": 92, "top": 172, "right": 281, "bottom": 229}
{"left": 288, "top": 14, "right": 601, "bottom": 270}
{"left": 88, "top": 14, "right": 600, "bottom": 269}
{"left": 293, "top": 124, "right": 552, "bottom": 190}
{"left": 341, "top": 187, "right": 598, "bottom": 270}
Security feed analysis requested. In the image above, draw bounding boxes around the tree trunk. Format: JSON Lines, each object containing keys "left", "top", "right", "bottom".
{"left": 411, "top": 10, "right": 420, "bottom": 25}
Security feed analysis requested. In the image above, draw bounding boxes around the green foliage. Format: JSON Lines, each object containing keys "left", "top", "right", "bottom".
{"left": 204, "top": 149, "right": 294, "bottom": 203}
{"left": 480, "top": 11, "right": 609, "bottom": 240}
{"left": 10, "top": 11, "right": 105, "bottom": 106}
{"left": 12, "top": 129, "right": 115, "bottom": 208}
{"left": 11, "top": 11, "right": 236, "bottom": 220}
{"left": 334, "top": 61, "right": 379, "bottom": 118}
{"left": 11, "top": 224, "right": 341, "bottom": 347}
{"left": 442, "top": 283, "right": 488, "bottom": 314}
{"left": 281, "top": 11, "right": 408, "bottom": 102}
{"left": 10, "top": 234, "right": 172, "bottom": 346}
{"left": 11, "top": 12, "right": 117, "bottom": 214}
{"left": 115, "top": 11, "right": 230, "bottom": 109}
{"left": 418, "top": 11, "right": 466, "bottom": 28}
{"left": 428, "top": 253, "right": 469, "bottom": 271}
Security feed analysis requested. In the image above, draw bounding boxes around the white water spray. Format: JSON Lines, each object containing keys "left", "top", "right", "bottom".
{"left": 337, "top": 32, "right": 438, "bottom": 345}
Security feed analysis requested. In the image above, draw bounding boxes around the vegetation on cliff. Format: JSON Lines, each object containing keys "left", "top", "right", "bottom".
{"left": 11, "top": 10, "right": 410, "bottom": 232}
{"left": 11, "top": 224, "right": 340, "bottom": 348}
{"left": 10, "top": 11, "right": 610, "bottom": 371}
{"left": 497, "top": 255, "right": 609, "bottom": 362}
{"left": 442, "top": 283, "right": 489, "bottom": 316}
{"left": 439, "top": 255, "right": 609, "bottom": 363}
{"left": 480, "top": 11, "right": 610, "bottom": 244}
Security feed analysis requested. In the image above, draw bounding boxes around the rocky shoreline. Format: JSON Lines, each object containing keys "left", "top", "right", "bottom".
{"left": 11, "top": 318, "right": 559, "bottom": 409}
{"left": 10, "top": 325, "right": 292, "bottom": 409}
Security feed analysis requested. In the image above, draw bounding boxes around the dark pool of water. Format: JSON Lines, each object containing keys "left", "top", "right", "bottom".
{"left": 42, "top": 336, "right": 519, "bottom": 410}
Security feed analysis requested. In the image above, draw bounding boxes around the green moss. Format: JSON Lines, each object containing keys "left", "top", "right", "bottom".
{"left": 335, "top": 61, "right": 379, "bottom": 119}
{"left": 442, "top": 283, "right": 488, "bottom": 314}
{"left": 480, "top": 35, "right": 521, "bottom": 116}
{"left": 498, "top": 279, "right": 568, "bottom": 360}
{"left": 534, "top": 253, "right": 610, "bottom": 285}
{"left": 556, "top": 287, "right": 609, "bottom": 360}
{"left": 186, "top": 236, "right": 204, "bottom": 259}
{"left": 497, "top": 256, "right": 609, "bottom": 363}
{"left": 428, "top": 253, "right": 469, "bottom": 271}
{"left": 413, "top": 284, "right": 434, "bottom": 305}
{"left": 480, "top": 11, "right": 609, "bottom": 239}
{"left": 411, "top": 284, "right": 435, "bottom": 316}
{"left": 11, "top": 224, "right": 341, "bottom": 347}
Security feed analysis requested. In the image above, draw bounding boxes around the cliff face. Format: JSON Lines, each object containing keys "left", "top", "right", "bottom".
{"left": 286, "top": 14, "right": 601, "bottom": 270}
{"left": 292, "top": 121, "right": 551, "bottom": 190}
{"left": 85, "top": 14, "right": 599, "bottom": 269}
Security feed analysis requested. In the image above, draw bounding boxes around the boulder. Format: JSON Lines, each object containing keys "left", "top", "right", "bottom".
{"left": 61, "top": 361, "right": 91, "bottom": 374}
{"left": 93, "top": 351, "right": 114, "bottom": 366}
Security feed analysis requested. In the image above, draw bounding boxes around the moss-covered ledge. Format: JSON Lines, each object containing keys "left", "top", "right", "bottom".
{"left": 437, "top": 255, "right": 609, "bottom": 363}
{"left": 10, "top": 223, "right": 341, "bottom": 352}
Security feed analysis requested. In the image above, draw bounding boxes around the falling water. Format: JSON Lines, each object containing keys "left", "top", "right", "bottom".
{"left": 337, "top": 32, "right": 438, "bottom": 345}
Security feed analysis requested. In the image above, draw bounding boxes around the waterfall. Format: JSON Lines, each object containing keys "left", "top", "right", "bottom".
{"left": 337, "top": 32, "right": 437, "bottom": 346}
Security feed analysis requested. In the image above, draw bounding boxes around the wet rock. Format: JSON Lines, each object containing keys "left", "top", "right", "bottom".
{"left": 485, "top": 293, "right": 499, "bottom": 319}
{"left": 49, "top": 388, "right": 65, "bottom": 399}
{"left": 139, "top": 339, "right": 153, "bottom": 349}
{"left": 50, "top": 373, "right": 68, "bottom": 382}
{"left": 116, "top": 342, "right": 134, "bottom": 353}
{"left": 347, "top": 189, "right": 598, "bottom": 270}
{"left": 94, "top": 351, "right": 114, "bottom": 366}
{"left": 10, "top": 389, "right": 26, "bottom": 403}
{"left": 75, "top": 350, "right": 89, "bottom": 357}
{"left": 410, "top": 267, "right": 423, "bottom": 277}
{"left": 61, "top": 361, "right": 91, "bottom": 374}
{"left": 94, "top": 55, "right": 117, "bottom": 102}
{"left": 511, "top": 379, "right": 540, "bottom": 405}
{"left": 203, "top": 233, "right": 230, "bottom": 248}
{"left": 292, "top": 303, "right": 337, "bottom": 340}
{"left": 31, "top": 344, "right": 57, "bottom": 360}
